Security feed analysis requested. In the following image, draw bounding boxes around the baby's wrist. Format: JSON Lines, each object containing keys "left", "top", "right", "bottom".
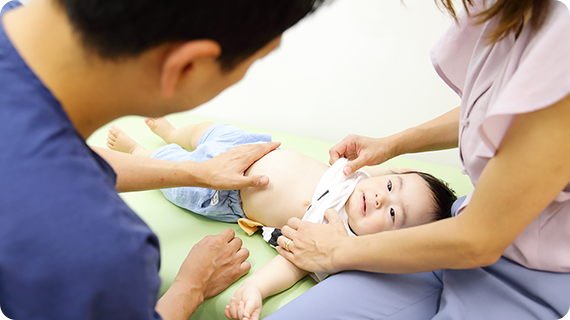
{"left": 243, "top": 280, "right": 270, "bottom": 301}
{"left": 241, "top": 280, "right": 259, "bottom": 291}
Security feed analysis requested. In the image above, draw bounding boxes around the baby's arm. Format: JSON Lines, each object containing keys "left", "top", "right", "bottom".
{"left": 225, "top": 254, "right": 308, "bottom": 320}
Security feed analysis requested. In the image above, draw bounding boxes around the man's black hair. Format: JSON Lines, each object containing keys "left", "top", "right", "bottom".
{"left": 55, "top": 0, "right": 327, "bottom": 70}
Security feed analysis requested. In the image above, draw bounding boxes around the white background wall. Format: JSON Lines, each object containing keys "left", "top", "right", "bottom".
{"left": 2, "top": 0, "right": 569, "bottom": 168}
{"left": 0, "top": 3, "right": 566, "bottom": 320}
{"left": 195, "top": 0, "right": 463, "bottom": 168}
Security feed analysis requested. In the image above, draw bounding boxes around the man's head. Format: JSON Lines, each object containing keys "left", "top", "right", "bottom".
{"left": 54, "top": 0, "right": 326, "bottom": 71}
{"left": 345, "top": 171, "right": 456, "bottom": 236}
{"left": 49, "top": 0, "right": 328, "bottom": 117}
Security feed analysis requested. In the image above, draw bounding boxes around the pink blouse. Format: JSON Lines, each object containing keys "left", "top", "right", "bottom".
{"left": 431, "top": 0, "right": 570, "bottom": 272}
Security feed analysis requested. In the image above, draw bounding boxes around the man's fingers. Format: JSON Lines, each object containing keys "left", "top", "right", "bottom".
{"left": 238, "top": 242, "right": 250, "bottom": 255}
{"left": 228, "top": 258, "right": 250, "bottom": 283}
{"left": 219, "top": 228, "right": 237, "bottom": 242}
{"left": 228, "top": 233, "right": 243, "bottom": 247}
{"left": 238, "top": 260, "right": 251, "bottom": 275}
{"left": 235, "top": 247, "right": 251, "bottom": 271}
{"left": 247, "top": 175, "right": 270, "bottom": 187}
{"left": 248, "top": 142, "right": 280, "bottom": 160}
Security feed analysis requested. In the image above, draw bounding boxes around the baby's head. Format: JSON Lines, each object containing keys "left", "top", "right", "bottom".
{"left": 345, "top": 170, "right": 456, "bottom": 236}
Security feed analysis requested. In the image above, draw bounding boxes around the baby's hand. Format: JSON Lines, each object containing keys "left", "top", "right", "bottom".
{"left": 225, "top": 285, "right": 263, "bottom": 320}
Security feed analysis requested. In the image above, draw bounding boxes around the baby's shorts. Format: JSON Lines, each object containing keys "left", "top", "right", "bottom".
{"left": 150, "top": 123, "right": 272, "bottom": 223}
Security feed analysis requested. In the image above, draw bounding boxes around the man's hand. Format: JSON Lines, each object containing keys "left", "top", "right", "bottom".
{"left": 180, "top": 228, "right": 251, "bottom": 299}
{"left": 156, "top": 229, "right": 250, "bottom": 320}
{"left": 195, "top": 142, "right": 280, "bottom": 190}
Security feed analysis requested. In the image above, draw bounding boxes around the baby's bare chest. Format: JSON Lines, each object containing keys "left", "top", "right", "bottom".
{"left": 240, "top": 149, "right": 328, "bottom": 229}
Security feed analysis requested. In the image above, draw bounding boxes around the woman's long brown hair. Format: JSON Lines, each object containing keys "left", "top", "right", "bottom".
{"left": 436, "top": 0, "right": 551, "bottom": 44}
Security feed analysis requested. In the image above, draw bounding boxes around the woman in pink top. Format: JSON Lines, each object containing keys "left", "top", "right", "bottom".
{"left": 266, "top": 1, "right": 570, "bottom": 319}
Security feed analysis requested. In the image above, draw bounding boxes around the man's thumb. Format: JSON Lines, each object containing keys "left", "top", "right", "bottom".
{"left": 251, "top": 175, "right": 270, "bottom": 187}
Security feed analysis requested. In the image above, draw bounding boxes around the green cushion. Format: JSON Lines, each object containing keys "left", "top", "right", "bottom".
{"left": 87, "top": 113, "right": 473, "bottom": 319}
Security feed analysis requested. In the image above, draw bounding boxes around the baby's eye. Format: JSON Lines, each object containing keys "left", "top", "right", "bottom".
{"left": 390, "top": 208, "right": 396, "bottom": 221}
{"left": 387, "top": 180, "right": 392, "bottom": 192}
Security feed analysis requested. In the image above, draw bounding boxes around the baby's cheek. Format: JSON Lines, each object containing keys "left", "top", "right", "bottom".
{"left": 355, "top": 221, "right": 379, "bottom": 236}
{"left": 372, "top": 218, "right": 388, "bottom": 233}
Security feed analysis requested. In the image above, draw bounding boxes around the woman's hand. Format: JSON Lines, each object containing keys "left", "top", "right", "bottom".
{"left": 276, "top": 209, "right": 351, "bottom": 274}
{"left": 195, "top": 141, "right": 280, "bottom": 190}
{"left": 329, "top": 108, "right": 461, "bottom": 176}
{"left": 329, "top": 135, "right": 394, "bottom": 175}
{"left": 225, "top": 285, "right": 263, "bottom": 320}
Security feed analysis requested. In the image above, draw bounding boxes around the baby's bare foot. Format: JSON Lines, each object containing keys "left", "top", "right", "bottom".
{"left": 145, "top": 117, "right": 177, "bottom": 143}
{"left": 106, "top": 125, "right": 145, "bottom": 155}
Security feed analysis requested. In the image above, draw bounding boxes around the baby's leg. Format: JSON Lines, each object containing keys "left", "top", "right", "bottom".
{"left": 145, "top": 117, "right": 214, "bottom": 151}
{"left": 106, "top": 125, "right": 153, "bottom": 158}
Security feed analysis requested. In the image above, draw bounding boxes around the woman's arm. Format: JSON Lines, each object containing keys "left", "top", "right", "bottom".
{"left": 280, "top": 94, "right": 570, "bottom": 274}
{"left": 93, "top": 141, "right": 279, "bottom": 192}
{"left": 329, "top": 107, "right": 460, "bottom": 175}
{"left": 385, "top": 105, "right": 460, "bottom": 156}
{"left": 225, "top": 255, "right": 308, "bottom": 320}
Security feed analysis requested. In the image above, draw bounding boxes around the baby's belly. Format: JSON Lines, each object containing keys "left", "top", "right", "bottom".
{"left": 240, "top": 149, "right": 328, "bottom": 229}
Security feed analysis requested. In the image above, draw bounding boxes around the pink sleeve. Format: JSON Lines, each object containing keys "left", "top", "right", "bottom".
{"left": 478, "top": 2, "right": 570, "bottom": 153}
{"left": 430, "top": 2, "right": 487, "bottom": 97}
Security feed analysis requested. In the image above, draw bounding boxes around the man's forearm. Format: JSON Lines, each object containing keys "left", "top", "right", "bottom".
{"left": 155, "top": 281, "right": 204, "bottom": 320}
{"left": 92, "top": 147, "right": 202, "bottom": 192}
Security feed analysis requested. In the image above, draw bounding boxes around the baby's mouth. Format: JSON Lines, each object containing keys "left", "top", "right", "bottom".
{"left": 361, "top": 193, "right": 366, "bottom": 216}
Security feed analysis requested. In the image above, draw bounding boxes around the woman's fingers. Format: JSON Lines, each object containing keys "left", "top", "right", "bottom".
{"left": 284, "top": 217, "right": 301, "bottom": 231}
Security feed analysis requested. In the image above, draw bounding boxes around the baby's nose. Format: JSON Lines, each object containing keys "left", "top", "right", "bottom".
{"left": 374, "top": 193, "right": 383, "bottom": 209}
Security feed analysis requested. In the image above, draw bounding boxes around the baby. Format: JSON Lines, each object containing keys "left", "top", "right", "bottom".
{"left": 106, "top": 117, "right": 456, "bottom": 320}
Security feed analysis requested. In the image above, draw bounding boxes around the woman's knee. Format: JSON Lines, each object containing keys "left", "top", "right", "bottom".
{"left": 266, "top": 271, "right": 442, "bottom": 320}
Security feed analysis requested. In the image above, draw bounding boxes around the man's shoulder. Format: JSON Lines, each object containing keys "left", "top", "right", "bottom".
{"left": 0, "top": 159, "right": 161, "bottom": 319}
{"left": 1, "top": 1, "right": 22, "bottom": 15}
{"left": 0, "top": 126, "right": 156, "bottom": 264}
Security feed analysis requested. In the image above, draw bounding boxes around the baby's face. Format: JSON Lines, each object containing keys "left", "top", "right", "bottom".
{"left": 345, "top": 173, "right": 435, "bottom": 236}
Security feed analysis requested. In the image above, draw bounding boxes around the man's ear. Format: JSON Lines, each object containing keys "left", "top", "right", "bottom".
{"left": 160, "top": 40, "right": 221, "bottom": 98}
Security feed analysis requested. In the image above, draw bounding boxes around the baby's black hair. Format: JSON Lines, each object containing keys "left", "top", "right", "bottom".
{"left": 401, "top": 171, "right": 457, "bottom": 222}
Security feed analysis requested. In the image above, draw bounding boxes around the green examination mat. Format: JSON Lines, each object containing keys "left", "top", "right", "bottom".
{"left": 87, "top": 113, "right": 473, "bottom": 319}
